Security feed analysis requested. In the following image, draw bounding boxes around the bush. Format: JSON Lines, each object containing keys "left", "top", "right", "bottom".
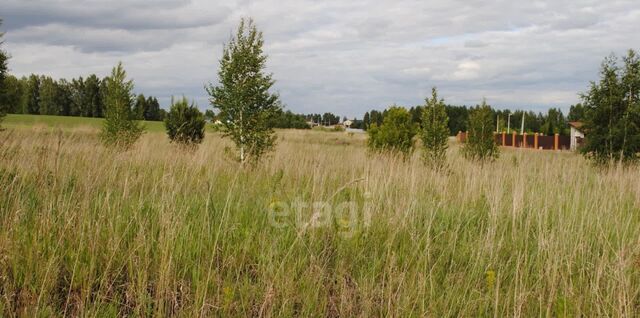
{"left": 367, "top": 106, "right": 416, "bottom": 156}
{"left": 165, "top": 97, "right": 205, "bottom": 148}
{"left": 463, "top": 100, "right": 499, "bottom": 161}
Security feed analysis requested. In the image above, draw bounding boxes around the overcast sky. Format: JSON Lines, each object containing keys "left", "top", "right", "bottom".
{"left": 3, "top": 0, "right": 640, "bottom": 117}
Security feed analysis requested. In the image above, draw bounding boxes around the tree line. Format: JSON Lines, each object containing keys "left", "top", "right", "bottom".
{"left": 1, "top": 73, "right": 165, "bottom": 121}
{"left": 361, "top": 103, "right": 585, "bottom": 136}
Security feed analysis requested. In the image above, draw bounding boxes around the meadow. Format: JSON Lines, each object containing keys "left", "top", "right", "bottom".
{"left": 1, "top": 115, "right": 640, "bottom": 317}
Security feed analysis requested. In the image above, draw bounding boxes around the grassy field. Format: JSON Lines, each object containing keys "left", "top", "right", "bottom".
{"left": 1, "top": 116, "right": 640, "bottom": 316}
{"left": 2, "top": 114, "right": 167, "bottom": 132}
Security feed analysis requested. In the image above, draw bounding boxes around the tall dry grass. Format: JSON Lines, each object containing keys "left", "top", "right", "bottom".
{"left": 0, "top": 126, "right": 639, "bottom": 317}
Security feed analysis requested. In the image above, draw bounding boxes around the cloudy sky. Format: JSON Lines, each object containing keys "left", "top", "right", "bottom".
{"left": 3, "top": 0, "right": 640, "bottom": 117}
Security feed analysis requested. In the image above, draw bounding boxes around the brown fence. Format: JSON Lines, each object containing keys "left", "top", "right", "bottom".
{"left": 456, "top": 131, "right": 571, "bottom": 150}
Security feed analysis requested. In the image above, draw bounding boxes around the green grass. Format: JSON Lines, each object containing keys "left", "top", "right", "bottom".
{"left": 3, "top": 114, "right": 167, "bottom": 132}
{"left": 1, "top": 121, "right": 640, "bottom": 316}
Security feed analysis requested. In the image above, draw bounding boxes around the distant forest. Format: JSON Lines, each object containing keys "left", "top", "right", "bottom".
{"left": 360, "top": 103, "right": 585, "bottom": 136}
{"left": 3, "top": 74, "right": 165, "bottom": 121}
{"left": 3, "top": 72, "right": 585, "bottom": 135}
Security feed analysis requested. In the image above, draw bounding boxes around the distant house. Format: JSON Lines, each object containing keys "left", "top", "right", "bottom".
{"left": 343, "top": 120, "right": 353, "bottom": 128}
{"left": 569, "top": 121, "right": 584, "bottom": 151}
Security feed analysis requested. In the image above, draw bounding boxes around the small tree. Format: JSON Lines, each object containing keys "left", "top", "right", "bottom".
{"left": 206, "top": 18, "right": 281, "bottom": 163}
{"left": 165, "top": 96, "right": 205, "bottom": 148}
{"left": 580, "top": 50, "right": 640, "bottom": 164}
{"left": 367, "top": 106, "right": 416, "bottom": 156}
{"left": 420, "top": 87, "right": 449, "bottom": 168}
{"left": 463, "top": 99, "right": 499, "bottom": 161}
{"left": 100, "top": 62, "right": 144, "bottom": 148}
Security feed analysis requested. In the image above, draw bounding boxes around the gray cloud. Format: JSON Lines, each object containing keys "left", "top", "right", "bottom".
{"left": 3, "top": 0, "right": 640, "bottom": 117}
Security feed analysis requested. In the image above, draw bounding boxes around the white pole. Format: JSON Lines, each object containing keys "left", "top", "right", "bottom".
{"left": 496, "top": 115, "right": 499, "bottom": 132}
{"left": 520, "top": 112, "right": 525, "bottom": 134}
{"left": 507, "top": 114, "right": 512, "bottom": 133}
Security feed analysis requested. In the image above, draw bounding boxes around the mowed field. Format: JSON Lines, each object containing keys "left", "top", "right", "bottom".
{"left": 1, "top": 115, "right": 640, "bottom": 317}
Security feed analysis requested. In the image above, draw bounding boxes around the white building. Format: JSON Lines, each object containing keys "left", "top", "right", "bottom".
{"left": 569, "top": 122, "right": 584, "bottom": 151}
{"left": 342, "top": 119, "right": 353, "bottom": 128}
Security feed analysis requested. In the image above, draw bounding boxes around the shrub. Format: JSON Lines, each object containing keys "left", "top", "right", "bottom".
{"left": 367, "top": 106, "right": 416, "bottom": 156}
{"left": 165, "top": 97, "right": 205, "bottom": 148}
{"left": 463, "top": 99, "right": 499, "bottom": 161}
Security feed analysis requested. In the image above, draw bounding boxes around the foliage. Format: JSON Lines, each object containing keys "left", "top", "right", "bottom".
{"left": 1, "top": 71, "right": 163, "bottom": 120}
{"left": 1, "top": 75, "right": 22, "bottom": 114}
{"left": 144, "top": 96, "right": 164, "bottom": 121}
{"left": 568, "top": 103, "right": 585, "bottom": 122}
{"left": 164, "top": 96, "right": 205, "bottom": 148}
{"left": 367, "top": 106, "right": 416, "bottom": 156}
{"left": 206, "top": 18, "right": 281, "bottom": 163}
{"left": 204, "top": 109, "right": 216, "bottom": 122}
{"left": 445, "top": 105, "right": 468, "bottom": 135}
{"left": 420, "top": 87, "right": 449, "bottom": 168}
{"left": 23, "top": 74, "right": 40, "bottom": 114}
{"left": 269, "top": 109, "right": 311, "bottom": 129}
{"left": 100, "top": 62, "right": 144, "bottom": 148}
{"left": 463, "top": 99, "right": 499, "bottom": 161}
{"left": 539, "top": 108, "right": 568, "bottom": 136}
{"left": 364, "top": 103, "right": 574, "bottom": 136}
{"left": 133, "top": 93, "right": 147, "bottom": 119}
{"left": 580, "top": 50, "right": 640, "bottom": 164}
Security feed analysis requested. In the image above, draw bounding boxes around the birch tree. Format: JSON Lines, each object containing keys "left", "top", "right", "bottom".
{"left": 207, "top": 18, "right": 280, "bottom": 163}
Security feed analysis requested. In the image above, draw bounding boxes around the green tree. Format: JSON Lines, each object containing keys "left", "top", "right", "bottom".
{"left": 540, "top": 108, "right": 567, "bottom": 136}
{"left": 463, "top": 99, "right": 499, "bottom": 161}
{"left": 100, "top": 62, "right": 144, "bottom": 148}
{"left": 445, "top": 105, "right": 469, "bottom": 135}
{"left": 144, "top": 96, "right": 162, "bottom": 121}
{"left": 420, "top": 87, "right": 449, "bottom": 168}
{"left": 363, "top": 112, "right": 370, "bottom": 130}
{"left": 2, "top": 75, "right": 23, "bottom": 114}
{"left": 69, "top": 76, "right": 85, "bottom": 116}
{"left": 367, "top": 106, "right": 416, "bottom": 156}
{"left": 268, "top": 109, "right": 311, "bottom": 129}
{"left": 56, "top": 79, "right": 73, "bottom": 116}
{"left": 206, "top": 18, "right": 281, "bottom": 163}
{"left": 24, "top": 74, "right": 40, "bottom": 114}
{"left": 84, "top": 74, "right": 102, "bottom": 117}
{"left": 568, "top": 103, "right": 585, "bottom": 122}
{"left": 165, "top": 96, "right": 205, "bottom": 147}
{"left": 133, "top": 93, "right": 147, "bottom": 120}
{"left": 38, "top": 76, "right": 60, "bottom": 115}
{"left": 581, "top": 50, "right": 640, "bottom": 164}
